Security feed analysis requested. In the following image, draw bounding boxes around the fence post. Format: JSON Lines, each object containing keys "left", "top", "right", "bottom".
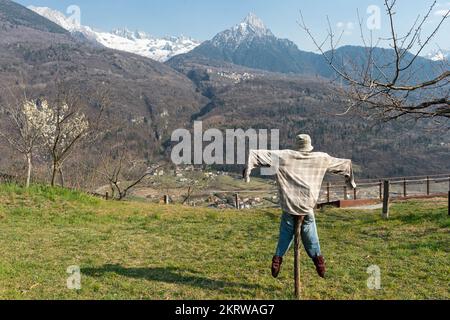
{"left": 383, "top": 180, "right": 390, "bottom": 219}
{"left": 403, "top": 178, "right": 407, "bottom": 198}
{"left": 426, "top": 176, "right": 430, "bottom": 196}
{"left": 235, "top": 193, "right": 240, "bottom": 209}
{"left": 327, "top": 182, "right": 331, "bottom": 203}
{"left": 344, "top": 186, "right": 348, "bottom": 200}
{"left": 105, "top": 192, "right": 109, "bottom": 201}
{"left": 379, "top": 180, "right": 383, "bottom": 200}
{"left": 164, "top": 195, "right": 169, "bottom": 205}
{"left": 353, "top": 187, "right": 357, "bottom": 200}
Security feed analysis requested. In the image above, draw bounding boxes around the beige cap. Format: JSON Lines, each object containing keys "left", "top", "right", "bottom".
{"left": 296, "top": 134, "right": 314, "bottom": 152}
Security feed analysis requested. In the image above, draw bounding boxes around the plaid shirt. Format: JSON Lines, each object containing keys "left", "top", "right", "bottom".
{"left": 246, "top": 150, "right": 356, "bottom": 216}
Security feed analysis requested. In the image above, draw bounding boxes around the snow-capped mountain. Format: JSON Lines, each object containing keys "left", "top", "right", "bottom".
{"left": 28, "top": 5, "right": 81, "bottom": 31}
{"left": 171, "top": 12, "right": 444, "bottom": 82}
{"left": 28, "top": 6, "right": 201, "bottom": 62}
{"left": 110, "top": 28, "right": 150, "bottom": 40}
{"left": 90, "top": 28, "right": 200, "bottom": 62}
{"left": 426, "top": 49, "right": 449, "bottom": 61}
{"left": 210, "top": 13, "right": 274, "bottom": 49}
{"left": 172, "top": 13, "right": 321, "bottom": 74}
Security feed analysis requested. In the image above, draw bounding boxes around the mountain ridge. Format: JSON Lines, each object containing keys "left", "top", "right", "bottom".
{"left": 0, "top": 0, "right": 67, "bottom": 34}
{"left": 169, "top": 13, "right": 446, "bottom": 82}
{"left": 28, "top": 5, "right": 201, "bottom": 62}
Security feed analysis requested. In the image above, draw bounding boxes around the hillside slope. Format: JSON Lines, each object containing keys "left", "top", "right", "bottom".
{"left": 166, "top": 57, "right": 450, "bottom": 177}
{"left": 0, "top": 184, "right": 448, "bottom": 299}
{"left": 0, "top": 0, "right": 66, "bottom": 33}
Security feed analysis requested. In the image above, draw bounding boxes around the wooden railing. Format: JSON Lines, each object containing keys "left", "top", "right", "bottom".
{"left": 154, "top": 174, "right": 449, "bottom": 214}
{"left": 321, "top": 174, "right": 450, "bottom": 202}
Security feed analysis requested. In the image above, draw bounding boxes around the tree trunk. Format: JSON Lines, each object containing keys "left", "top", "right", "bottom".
{"left": 51, "top": 161, "right": 58, "bottom": 187}
{"left": 25, "top": 153, "right": 32, "bottom": 188}
{"left": 59, "top": 167, "right": 65, "bottom": 188}
{"left": 109, "top": 183, "right": 115, "bottom": 199}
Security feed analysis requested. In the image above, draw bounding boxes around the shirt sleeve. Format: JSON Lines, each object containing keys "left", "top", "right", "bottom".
{"left": 327, "top": 156, "right": 357, "bottom": 189}
{"left": 245, "top": 150, "right": 276, "bottom": 183}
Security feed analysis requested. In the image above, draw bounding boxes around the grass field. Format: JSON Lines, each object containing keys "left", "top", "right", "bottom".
{"left": 0, "top": 184, "right": 448, "bottom": 300}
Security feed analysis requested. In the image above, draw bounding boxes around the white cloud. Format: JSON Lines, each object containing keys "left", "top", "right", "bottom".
{"left": 336, "top": 21, "right": 354, "bottom": 36}
{"left": 434, "top": 9, "right": 449, "bottom": 17}
{"left": 434, "top": 1, "right": 450, "bottom": 17}
{"left": 436, "top": 2, "right": 450, "bottom": 8}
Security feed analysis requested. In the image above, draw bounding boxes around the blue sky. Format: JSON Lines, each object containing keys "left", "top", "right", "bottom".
{"left": 15, "top": 0, "right": 450, "bottom": 52}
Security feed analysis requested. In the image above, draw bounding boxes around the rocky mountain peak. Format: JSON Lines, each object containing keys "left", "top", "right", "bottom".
{"left": 232, "top": 12, "right": 273, "bottom": 38}
{"left": 242, "top": 12, "right": 268, "bottom": 34}
{"left": 111, "top": 28, "right": 150, "bottom": 40}
{"left": 210, "top": 13, "right": 273, "bottom": 48}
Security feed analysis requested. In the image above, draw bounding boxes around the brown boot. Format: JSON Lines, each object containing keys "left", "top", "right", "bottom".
{"left": 313, "top": 256, "right": 326, "bottom": 278}
{"left": 271, "top": 256, "right": 283, "bottom": 278}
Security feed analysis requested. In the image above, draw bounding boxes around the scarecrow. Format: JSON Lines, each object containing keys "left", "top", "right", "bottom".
{"left": 244, "top": 134, "right": 356, "bottom": 279}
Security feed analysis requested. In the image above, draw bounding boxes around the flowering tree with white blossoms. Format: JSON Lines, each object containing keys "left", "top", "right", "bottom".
{"left": 1, "top": 82, "right": 107, "bottom": 188}
{"left": 33, "top": 100, "right": 90, "bottom": 187}
{"left": 0, "top": 99, "right": 46, "bottom": 188}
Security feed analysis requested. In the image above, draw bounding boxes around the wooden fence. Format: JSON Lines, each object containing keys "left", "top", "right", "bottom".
{"left": 321, "top": 174, "right": 450, "bottom": 202}
{"left": 161, "top": 173, "right": 450, "bottom": 215}
{"left": 94, "top": 173, "right": 449, "bottom": 215}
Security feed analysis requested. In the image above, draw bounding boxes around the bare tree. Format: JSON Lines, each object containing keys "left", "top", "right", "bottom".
{"left": 0, "top": 90, "right": 41, "bottom": 187}
{"left": 181, "top": 173, "right": 209, "bottom": 205}
{"left": 94, "top": 134, "right": 163, "bottom": 200}
{"left": 90, "top": 126, "right": 164, "bottom": 200}
{"left": 299, "top": 0, "right": 449, "bottom": 122}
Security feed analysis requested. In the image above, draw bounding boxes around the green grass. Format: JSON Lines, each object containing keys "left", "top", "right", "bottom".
{"left": 0, "top": 183, "right": 448, "bottom": 300}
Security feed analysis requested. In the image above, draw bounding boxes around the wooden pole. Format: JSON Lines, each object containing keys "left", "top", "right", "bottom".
{"left": 353, "top": 187, "right": 357, "bottom": 200}
{"left": 379, "top": 180, "right": 383, "bottom": 200}
{"left": 235, "top": 193, "right": 240, "bottom": 209}
{"left": 164, "top": 195, "right": 169, "bottom": 205}
{"left": 344, "top": 186, "right": 348, "bottom": 200}
{"left": 327, "top": 182, "right": 331, "bottom": 203}
{"left": 105, "top": 192, "right": 109, "bottom": 201}
{"left": 403, "top": 179, "right": 407, "bottom": 198}
{"left": 383, "top": 180, "right": 390, "bottom": 219}
{"left": 426, "top": 176, "right": 430, "bottom": 196}
{"left": 294, "top": 215, "right": 304, "bottom": 300}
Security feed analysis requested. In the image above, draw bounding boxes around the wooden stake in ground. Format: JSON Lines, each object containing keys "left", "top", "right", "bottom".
{"left": 294, "top": 215, "right": 304, "bottom": 299}
{"left": 382, "top": 180, "right": 390, "bottom": 219}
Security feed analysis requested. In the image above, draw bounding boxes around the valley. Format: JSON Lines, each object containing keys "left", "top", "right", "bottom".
{"left": 0, "top": 0, "right": 448, "bottom": 191}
